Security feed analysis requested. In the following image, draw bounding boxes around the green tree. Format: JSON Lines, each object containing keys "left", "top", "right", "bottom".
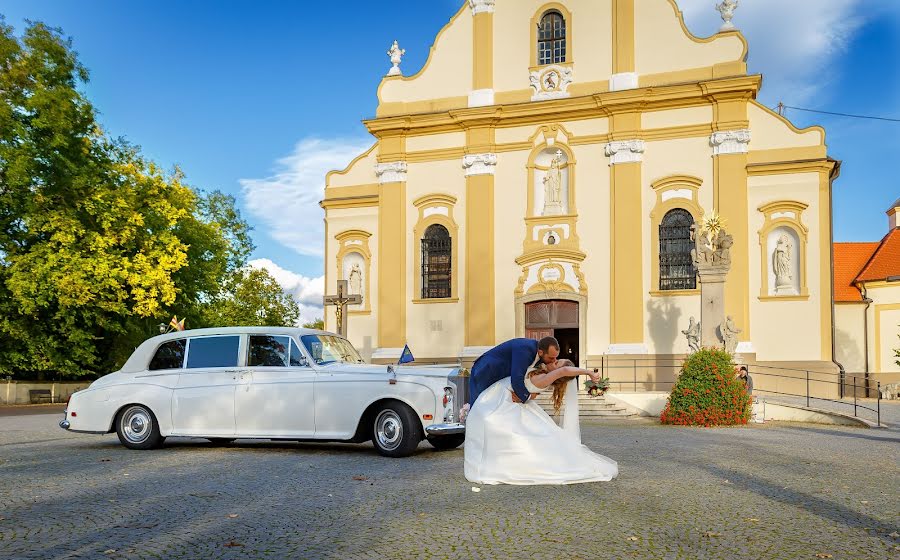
{"left": 205, "top": 267, "right": 300, "bottom": 327}
{"left": 0, "top": 20, "right": 257, "bottom": 378}
{"left": 303, "top": 318, "right": 324, "bottom": 330}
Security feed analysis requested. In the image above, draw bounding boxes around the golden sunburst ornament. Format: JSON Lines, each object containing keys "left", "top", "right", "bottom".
{"left": 700, "top": 211, "right": 727, "bottom": 243}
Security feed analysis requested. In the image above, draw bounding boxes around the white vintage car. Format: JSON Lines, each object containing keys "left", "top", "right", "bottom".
{"left": 59, "top": 327, "right": 466, "bottom": 457}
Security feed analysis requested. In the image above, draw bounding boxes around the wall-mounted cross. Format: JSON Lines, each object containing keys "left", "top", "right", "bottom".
{"left": 323, "top": 280, "right": 362, "bottom": 338}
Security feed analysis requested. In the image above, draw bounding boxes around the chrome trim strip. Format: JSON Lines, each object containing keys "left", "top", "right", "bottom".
{"left": 425, "top": 423, "right": 466, "bottom": 436}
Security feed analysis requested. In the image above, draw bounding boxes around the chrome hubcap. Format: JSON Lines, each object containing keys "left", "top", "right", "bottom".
{"left": 375, "top": 410, "right": 403, "bottom": 451}
{"left": 121, "top": 407, "right": 152, "bottom": 444}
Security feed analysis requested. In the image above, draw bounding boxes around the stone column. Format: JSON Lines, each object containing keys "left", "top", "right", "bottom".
{"left": 697, "top": 264, "right": 730, "bottom": 348}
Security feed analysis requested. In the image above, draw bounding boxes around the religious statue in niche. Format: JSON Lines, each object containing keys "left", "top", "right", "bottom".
{"left": 541, "top": 150, "right": 565, "bottom": 216}
{"left": 773, "top": 234, "right": 796, "bottom": 295}
{"left": 348, "top": 263, "right": 364, "bottom": 304}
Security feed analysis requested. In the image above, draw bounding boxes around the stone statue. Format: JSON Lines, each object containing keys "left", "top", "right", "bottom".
{"left": 712, "top": 229, "right": 733, "bottom": 267}
{"left": 387, "top": 41, "right": 405, "bottom": 76}
{"left": 716, "top": 0, "right": 739, "bottom": 31}
{"left": 721, "top": 315, "right": 742, "bottom": 354}
{"left": 349, "top": 263, "right": 363, "bottom": 303}
{"left": 682, "top": 316, "right": 701, "bottom": 353}
{"left": 692, "top": 224, "right": 715, "bottom": 266}
{"left": 773, "top": 234, "right": 795, "bottom": 294}
{"left": 542, "top": 150, "right": 564, "bottom": 215}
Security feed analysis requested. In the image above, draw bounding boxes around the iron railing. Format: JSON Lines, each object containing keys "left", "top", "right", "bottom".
{"left": 586, "top": 357, "right": 882, "bottom": 427}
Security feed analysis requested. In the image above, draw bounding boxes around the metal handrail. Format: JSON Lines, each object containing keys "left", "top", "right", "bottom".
{"left": 592, "top": 357, "right": 882, "bottom": 427}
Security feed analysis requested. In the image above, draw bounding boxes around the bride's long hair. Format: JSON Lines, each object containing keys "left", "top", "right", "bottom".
{"left": 527, "top": 360, "right": 571, "bottom": 415}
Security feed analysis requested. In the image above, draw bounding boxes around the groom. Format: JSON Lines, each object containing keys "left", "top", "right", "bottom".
{"left": 467, "top": 337, "right": 560, "bottom": 407}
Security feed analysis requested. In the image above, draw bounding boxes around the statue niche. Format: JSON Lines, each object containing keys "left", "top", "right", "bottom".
{"left": 534, "top": 148, "right": 569, "bottom": 216}
{"left": 341, "top": 252, "right": 366, "bottom": 307}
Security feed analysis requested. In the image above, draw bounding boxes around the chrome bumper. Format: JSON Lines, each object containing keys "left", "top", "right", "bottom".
{"left": 425, "top": 422, "right": 465, "bottom": 436}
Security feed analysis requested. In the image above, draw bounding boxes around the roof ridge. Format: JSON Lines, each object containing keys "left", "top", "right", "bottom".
{"left": 854, "top": 228, "right": 900, "bottom": 283}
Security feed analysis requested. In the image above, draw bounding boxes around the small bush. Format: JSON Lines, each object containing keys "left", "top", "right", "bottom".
{"left": 660, "top": 348, "right": 751, "bottom": 427}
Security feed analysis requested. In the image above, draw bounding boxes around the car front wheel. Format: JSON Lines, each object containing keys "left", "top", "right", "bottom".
{"left": 371, "top": 403, "right": 421, "bottom": 458}
{"left": 115, "top": 405, "right": 164, "bottom": 450}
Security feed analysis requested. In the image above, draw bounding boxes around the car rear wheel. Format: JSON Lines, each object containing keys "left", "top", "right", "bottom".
{"left": 115, "top": 405, "right": 164, "bottom": 450}
{"left": 371, "top": 402, "right": 421, "bottom": 458}
{"left": 427, "top": 433, "right": 465, "bottom": 451}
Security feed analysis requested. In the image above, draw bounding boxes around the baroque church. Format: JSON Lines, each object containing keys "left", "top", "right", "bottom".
{"left": 321, "top": 0, "right": 840, "bottom": 380}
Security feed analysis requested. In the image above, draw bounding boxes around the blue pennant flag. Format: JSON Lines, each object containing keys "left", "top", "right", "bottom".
{"left": 398, "top": 344, "right": 415, "bottom": 365}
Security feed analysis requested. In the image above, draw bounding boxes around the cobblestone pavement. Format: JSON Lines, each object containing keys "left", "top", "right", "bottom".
{"left": 0, "top": 414, "right": 897, "bottom": 560}
{"left": 759, "top": 396, "right": 899, "bottom": 427}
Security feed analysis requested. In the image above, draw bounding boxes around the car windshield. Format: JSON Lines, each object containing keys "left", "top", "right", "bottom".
{"left": 301, "top": 335, "right": 364, "bottom": 365}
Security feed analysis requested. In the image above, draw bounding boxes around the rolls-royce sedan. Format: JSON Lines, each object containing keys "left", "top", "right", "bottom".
{"left": 59, "top": 327, "right": 466, "bottom": 457}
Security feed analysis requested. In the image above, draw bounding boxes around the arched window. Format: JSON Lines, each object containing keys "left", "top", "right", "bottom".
{"left": 659, "top": 209, "right": 697, "bottom": 290}
{"left": 421, "top": 224, "right": 452, "bottom": 299}
{"left": 537, "top": 11, "right": 566, "bottom": 66}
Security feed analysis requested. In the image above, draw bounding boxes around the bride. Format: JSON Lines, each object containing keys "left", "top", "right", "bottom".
{"left": 464, "top": 361, "right": 618, "bottom": 485}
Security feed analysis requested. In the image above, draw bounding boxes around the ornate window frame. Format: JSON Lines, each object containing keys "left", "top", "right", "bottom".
{"left": 530, "top": 3, "right": 573, "bottom": 69}
{"left": 649, "top": 175, "right": 704, "bottom": 296}
{"left": 758, "top": 200, "right": 810, "bottom": 301}
{"left": 413, "top": 194, "right": 459, "bottom": 304}
{"left": 335, "top": 229, "right": 373, "bottom": 314}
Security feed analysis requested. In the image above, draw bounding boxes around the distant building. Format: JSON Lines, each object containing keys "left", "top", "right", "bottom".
{"left": 321, "top": 0, "right": 840, "bottom": 379}
{"left": 834, "top": 198, "right": 900, "bottom": 389}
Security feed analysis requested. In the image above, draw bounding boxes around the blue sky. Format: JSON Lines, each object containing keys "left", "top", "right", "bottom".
{"left": 0, "top": 0, "right": 897, "bottom": 322}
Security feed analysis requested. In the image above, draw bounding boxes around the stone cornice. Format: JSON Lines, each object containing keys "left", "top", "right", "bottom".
{"left": 468, "top": 0, "right": 495, "bottom": 15}
{"left": 374, "top": 161, "right": 408, "bottom": 184}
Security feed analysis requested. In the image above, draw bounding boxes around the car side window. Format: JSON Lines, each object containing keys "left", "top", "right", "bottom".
{"left": 290, "top": 340, "right": 306, "bottom": 367}
{"left": 248, "top": 335, "right": 289, "bottom": 367}
{"left": 149, "top": 339, "right": 186, "bottom": 370}
{"left": 185, "top": 336, "right": 240, "bottom": 369}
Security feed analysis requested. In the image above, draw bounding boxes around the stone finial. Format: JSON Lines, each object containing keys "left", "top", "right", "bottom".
{"left": 468, "top": 0, "right": 495, "bottom": 15}
{"left": 716, "top": 0, "right": 739, "bottom": 31}
{"left": 387, "top": 40, "right": 405, "bottom": 76}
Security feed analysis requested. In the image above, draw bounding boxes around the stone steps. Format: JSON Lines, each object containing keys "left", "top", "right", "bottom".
{"left": 533, "top": 393, "right": 636, "bottom": 418}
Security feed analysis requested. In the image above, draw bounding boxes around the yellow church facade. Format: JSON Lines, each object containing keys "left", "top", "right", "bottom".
{"left": 322, "top": 0, "right": 839, "bottom": 375}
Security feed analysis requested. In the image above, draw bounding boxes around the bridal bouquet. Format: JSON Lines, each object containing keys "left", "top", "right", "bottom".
{"left": 584, "top": 377, "right": 610, "bottom": 397}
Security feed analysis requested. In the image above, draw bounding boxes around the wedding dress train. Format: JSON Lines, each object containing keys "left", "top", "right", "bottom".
{"left": 464, "top": 377, "right": 618, "bottom": 485}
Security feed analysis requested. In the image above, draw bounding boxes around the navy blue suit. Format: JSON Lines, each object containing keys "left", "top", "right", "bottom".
{"left": 468, "top": 338, "right": 539, "bottom": 406}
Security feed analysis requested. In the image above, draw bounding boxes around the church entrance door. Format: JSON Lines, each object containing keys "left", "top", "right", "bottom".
{"left": 524, "top": 300, "right": 579, "bottom": 365}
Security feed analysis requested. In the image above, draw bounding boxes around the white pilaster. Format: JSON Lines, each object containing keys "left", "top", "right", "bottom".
{"left": 462, "top": 153, "right": 498, "bottom": 177}
{"left": 609, "top": 72, "right": 639, "bottom": 91}
{"left": 468, "top": 89, "right": 495, "bottom": 107}
{"left": 375, "top": 161, "right": 408, "bottom": 184}
{"left": 605, "top": 140, "right": 646, "bottom": 165}
{"left": 710, "top": 129, "right": 751, "bottom": 155}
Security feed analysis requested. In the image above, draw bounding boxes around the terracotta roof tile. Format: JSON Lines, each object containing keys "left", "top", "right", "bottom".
{"left": 833, "top": 242, "right": 879, "bottom": 302}
{"left": 855, "top": 228, "right": 900, "bottom": 284}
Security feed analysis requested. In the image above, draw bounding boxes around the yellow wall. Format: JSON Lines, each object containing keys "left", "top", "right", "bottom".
{"left": 327, "top": 144, "right": 378, "bottom": 188}
{"left": 835, "top": 303, "right": 867, "bottom": 374}
{"left": 405, "top": 159, "right": 467, "bottom": 356}
{"left": 379, "top": 6, "right": 472, "bottom": 107}
{"left": 641, "top": 136, "right": 714, "bottom": 354}
{"left": 407, "top": 132, "right": 467, "bottom": 153}
{"left": 325, "top": 209, "right": 380, "bottom": 358}
{"left": 748, "top": 172, "right": 824, "bottom": 361}
{"left": 634, "top": 0, "right": 744, "bottom": 78}
{"left": 747, "top": 102, "right": 824, "bottom": 150}
{"left": 866, "top": 284, "right": 900, "bottom": 373}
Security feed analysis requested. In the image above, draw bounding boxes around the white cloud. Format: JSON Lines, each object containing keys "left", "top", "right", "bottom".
{"left": 248, "top": 258, "right": 324, "bottom": 326}
{"left": 676, "top": 0, "right": 866, "bottom": 104}
{"left": 240, "top": 138, "right": 373, "bottom": 257}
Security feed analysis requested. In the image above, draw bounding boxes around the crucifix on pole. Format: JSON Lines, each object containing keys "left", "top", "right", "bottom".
{"left": 323, "top": 280, "right": 362, "bottom": 338}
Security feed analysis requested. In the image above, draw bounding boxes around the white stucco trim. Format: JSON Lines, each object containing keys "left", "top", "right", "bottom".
{"left": 710, "top": 129, "right": 751, "bottom": 155}
{"left": 605, "top": 140, "right": 646, "bottom": 165}
{"left": 609, "top": 72, "right": 639, "bottom": 91}
{"left": 462, "top": 153, "right": 498, "bottom": 176}
{"left": 374, "top": 161, "right": 408, "bottom": 184}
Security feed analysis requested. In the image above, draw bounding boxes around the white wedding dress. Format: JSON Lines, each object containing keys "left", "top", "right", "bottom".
{"left": 464, "top": 376, "right": 618, "bottom": 485}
